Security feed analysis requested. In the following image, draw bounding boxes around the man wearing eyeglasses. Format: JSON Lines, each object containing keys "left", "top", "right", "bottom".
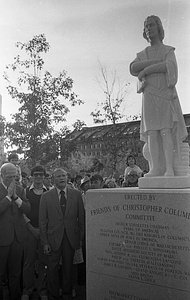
{"left": 22, "top": 165, "right": 48, "bottom": 300}
{"left": 39, "top": 168, "right": 85, "bottom": 300}
{"left": 122, "top": 170, "right": 139, "bottom": 187}
{"left": 0, "top": 163, "right": 31, "bottom": 300}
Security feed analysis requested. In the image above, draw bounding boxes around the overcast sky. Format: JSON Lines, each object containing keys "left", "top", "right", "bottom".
{"left": 0, "top": 0, "right": 189, "bottom": 127}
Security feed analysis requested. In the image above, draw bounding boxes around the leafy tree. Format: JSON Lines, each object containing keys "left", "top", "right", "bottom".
{"left": 66, "top": 152, "right": 94, "bottom": 175}
{"left": 0, "top": 116, "right": 6, "bottom": 164}
{"left": 128, "top": 113, "right": 141, "bottom": 121}
{"left": 44, "top": 159, "right": 62, "bottom": 174}
{"left": 4, "top": 34, "right": 83, "bottom": 166}
{"left": 72, "top": 119, "right": 86, "bottom": 131}
{"left": 0, "top": 116, "right": 5, "bottom": 137}
{"left": 88, "top": 158, "right": 104, "bottom": 173}
{"left": 59, "top": 121, "right": 87, "bottom": 168}
{"left": 100, "top": 126, "right": 127, "bottom": 173}
{"left": 59, "top": 126, "right": 78, "bottom": 165}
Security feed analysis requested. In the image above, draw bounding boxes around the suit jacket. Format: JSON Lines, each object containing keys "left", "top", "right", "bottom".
{"left": 0, "top": 183, "right": 31, "bottom": 246}
{"left": 39, "top": 186, "right": 85, "bottom": 251}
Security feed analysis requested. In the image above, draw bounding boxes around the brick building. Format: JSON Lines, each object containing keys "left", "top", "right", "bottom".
{"left": 62, "top": 114, "right": 190, "bottom": 177}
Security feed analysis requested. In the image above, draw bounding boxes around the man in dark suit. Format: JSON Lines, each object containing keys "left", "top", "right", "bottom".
{"left": 0, "top": 163, "right": 31, "bottom": 300}
{"left": 39, "top": 168, "right": 85, "bottom": 300}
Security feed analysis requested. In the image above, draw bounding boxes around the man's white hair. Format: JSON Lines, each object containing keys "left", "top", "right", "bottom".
{"left": 0, "top": 163, "right": 17, "bottom": 176}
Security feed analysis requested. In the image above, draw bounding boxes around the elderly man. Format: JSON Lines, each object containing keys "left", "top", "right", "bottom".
{"left": 0, "top": 163, "right": 31, "bottom": 300}
{"left": 39, "top": 168, "right": 85, "bottom": 300}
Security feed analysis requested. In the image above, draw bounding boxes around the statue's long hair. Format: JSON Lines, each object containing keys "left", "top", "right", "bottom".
{"left": 143, "top": 15, "right": 165, "bottom": 42}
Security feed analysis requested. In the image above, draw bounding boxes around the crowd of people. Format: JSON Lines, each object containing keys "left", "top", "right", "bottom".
{"left": 20, "top": 154, "right": 146, "bottom": 192}
{"left": 0, "top": 152, "right": 145, "bottom": 300}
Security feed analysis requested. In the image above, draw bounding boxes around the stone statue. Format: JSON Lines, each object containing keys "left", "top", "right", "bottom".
{"left": 130, "top": 15, "right": 188, "bottom": 178}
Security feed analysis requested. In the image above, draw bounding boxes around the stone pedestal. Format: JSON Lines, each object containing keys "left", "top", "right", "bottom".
{"left": 139, "top": 176, "right": 190, "bottom": 189}
{"left": 86, "top": 188, "right": 190, "bottom": 300}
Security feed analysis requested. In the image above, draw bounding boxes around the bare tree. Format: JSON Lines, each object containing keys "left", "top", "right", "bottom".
{"left": 91, "top": 61, "right": 130, "bottom": 125}
{"left": 90, "top": 62, "right": 131, "bottom": 173}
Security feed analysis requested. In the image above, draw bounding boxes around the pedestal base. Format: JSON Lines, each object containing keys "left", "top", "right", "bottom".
{"left": 139, "top": 176, "right": 190, "bottom": 189}
{"left": 86, "top": 188, "right": 190, "bottom": 300}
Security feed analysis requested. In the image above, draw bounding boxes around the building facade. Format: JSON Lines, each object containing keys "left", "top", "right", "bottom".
{"left": 62, "top": 114, "right": 190, "bottom": 177}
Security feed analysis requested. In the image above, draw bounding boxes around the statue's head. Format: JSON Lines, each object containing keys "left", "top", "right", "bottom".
{"left": 143, "top": 15, "right": 164, "bottom": 42}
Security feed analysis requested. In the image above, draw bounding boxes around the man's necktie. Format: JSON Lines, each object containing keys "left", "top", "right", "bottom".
{"left": 60, "top": 190, "right": 66, "bottom": 216}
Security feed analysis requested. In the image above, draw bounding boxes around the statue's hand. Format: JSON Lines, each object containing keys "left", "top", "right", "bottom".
{"left": 138, "top": 70, "right": 146, "bottom": 82}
